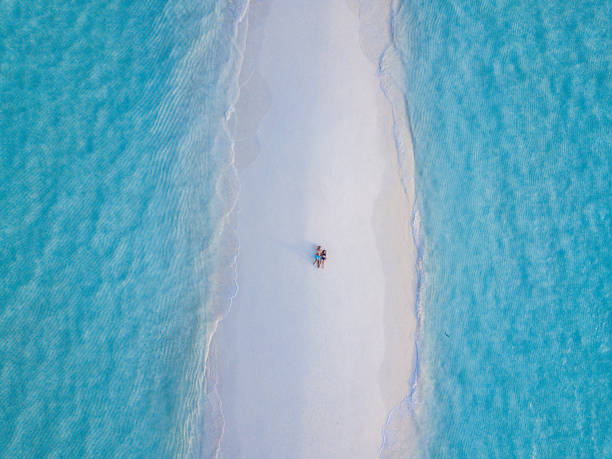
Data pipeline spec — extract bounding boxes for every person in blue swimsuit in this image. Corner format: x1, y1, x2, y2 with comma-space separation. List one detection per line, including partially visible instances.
313, 245, 322, 268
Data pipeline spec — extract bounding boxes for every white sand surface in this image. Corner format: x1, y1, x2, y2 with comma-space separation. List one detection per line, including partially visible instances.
215, 0, 417, 457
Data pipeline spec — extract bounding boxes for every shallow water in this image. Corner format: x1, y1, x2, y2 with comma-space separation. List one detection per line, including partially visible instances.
0, 1, 245, 456
383, 0, 611, 456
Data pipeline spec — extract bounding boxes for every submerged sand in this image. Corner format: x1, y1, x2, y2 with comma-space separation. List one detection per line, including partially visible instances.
215, 0, 417, 457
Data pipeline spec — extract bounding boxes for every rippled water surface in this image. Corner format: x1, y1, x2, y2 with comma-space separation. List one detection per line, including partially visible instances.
0, 1, 245, 456
383, 0, 611, 456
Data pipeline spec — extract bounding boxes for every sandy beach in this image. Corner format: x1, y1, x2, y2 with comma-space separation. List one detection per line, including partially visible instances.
215, 0, 417, 456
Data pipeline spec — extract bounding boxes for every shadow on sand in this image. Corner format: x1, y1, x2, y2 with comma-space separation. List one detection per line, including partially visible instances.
271, 238, 321, 264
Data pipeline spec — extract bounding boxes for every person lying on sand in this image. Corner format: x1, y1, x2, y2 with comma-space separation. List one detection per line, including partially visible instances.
313, 245, 322, 268
320, 249, 327, 268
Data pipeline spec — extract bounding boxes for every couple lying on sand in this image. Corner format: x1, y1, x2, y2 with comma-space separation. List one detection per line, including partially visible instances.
313, 245, 327, 268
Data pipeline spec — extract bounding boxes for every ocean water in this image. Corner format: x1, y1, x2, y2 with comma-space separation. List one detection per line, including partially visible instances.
382, 0, 611, 457
0, 1, 246, 457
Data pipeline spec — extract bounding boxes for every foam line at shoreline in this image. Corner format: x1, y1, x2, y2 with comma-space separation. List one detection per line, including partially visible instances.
352, 0, 425, 454
197, 1, 252, 456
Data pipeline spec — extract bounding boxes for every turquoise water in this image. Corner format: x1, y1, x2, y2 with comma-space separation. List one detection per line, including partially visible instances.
2, 1, 609, 457
383, 0, 611, 457
0, 1, 245, 456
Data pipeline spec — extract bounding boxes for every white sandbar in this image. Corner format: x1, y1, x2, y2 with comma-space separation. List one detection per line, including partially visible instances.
216, 0, 417, 457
